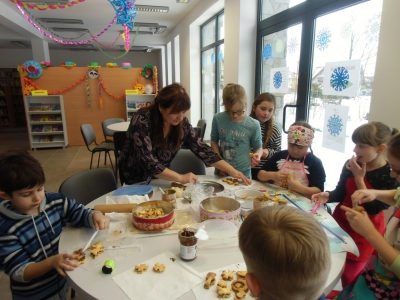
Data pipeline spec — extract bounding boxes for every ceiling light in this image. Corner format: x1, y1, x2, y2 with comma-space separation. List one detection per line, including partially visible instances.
11, 41, 29, 48
134, 22, 159, 28
37, 18, 83, 25
176, 0, 191, 3
51, 27, 88, 32
121, 30, 154, 35
135, 5, 169, 13
154, 26, 167, 34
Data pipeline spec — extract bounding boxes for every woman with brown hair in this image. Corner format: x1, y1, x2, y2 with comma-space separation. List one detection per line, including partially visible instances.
119, 83, 251, 185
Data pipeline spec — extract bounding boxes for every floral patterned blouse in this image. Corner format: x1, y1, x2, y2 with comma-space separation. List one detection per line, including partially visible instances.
119, 110, 222, 184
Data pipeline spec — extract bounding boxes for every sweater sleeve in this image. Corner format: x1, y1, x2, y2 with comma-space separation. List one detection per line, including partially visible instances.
305, 154, 326, 192
328, 161, 350, 203
266, 124, 282, 159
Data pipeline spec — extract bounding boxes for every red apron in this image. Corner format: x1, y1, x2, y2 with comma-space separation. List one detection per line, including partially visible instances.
332, 177, 385, 262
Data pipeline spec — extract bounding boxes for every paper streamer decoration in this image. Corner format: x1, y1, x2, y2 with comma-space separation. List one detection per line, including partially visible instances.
10, 0, 85, 10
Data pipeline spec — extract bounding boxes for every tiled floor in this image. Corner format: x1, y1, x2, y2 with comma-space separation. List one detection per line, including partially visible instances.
0, 128, 115, 300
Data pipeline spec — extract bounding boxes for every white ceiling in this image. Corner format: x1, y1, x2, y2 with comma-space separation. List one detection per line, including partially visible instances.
0, 0, 201, 51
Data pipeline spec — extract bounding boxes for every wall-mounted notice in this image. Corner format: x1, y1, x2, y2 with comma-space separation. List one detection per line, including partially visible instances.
323, 60, 361, 97
322, 104, 349, 153
269, 67, 289, 94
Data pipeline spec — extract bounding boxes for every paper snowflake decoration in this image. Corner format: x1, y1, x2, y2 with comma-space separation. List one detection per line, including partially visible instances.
330, 66, 349, 91
263, 44, 272, 60
365, 13, 381, 43
316, 27, 331, 51
273, 71, 283, 89
287, 37, 298, 54
327, 114, 343, 137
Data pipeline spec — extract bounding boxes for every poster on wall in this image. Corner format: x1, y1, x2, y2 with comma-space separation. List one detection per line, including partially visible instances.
269, 67, 289, 94
322, 104, 349, 153
323, 59, 361, 97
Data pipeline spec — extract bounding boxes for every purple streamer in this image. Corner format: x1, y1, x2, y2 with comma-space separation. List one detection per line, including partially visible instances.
16, 4, 116, 45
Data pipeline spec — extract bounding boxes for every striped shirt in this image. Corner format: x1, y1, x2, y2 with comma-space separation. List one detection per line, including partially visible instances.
253, 123, 282, 171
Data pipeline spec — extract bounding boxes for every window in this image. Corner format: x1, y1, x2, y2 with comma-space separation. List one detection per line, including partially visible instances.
201, 11, 224, 141
256, 0, 383, 190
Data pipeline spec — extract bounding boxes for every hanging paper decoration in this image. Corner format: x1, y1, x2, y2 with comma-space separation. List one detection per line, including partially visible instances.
23, 60, 42, 78
85, 75, 91, 107
108, 0, 138, 51
152, 66, 158, 94
16, 4, 116, 45
23, 74, 87, 95
10, 0, 85, 10
142, 64, 154, 79
98, 75, 103, 108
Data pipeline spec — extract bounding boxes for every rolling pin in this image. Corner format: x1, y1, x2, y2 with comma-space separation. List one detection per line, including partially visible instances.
94, 204, 137, 214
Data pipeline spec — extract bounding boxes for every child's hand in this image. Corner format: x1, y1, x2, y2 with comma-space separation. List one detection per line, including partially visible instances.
274, 172, 289, 183
51, 253, 79, 277
93, 212, 110, 231
251, 154, 261, 168
346, 156, 366, 179
261, 149, 269, 159
311, 192, 329, 204
351, 189, 377, 206
340, 205, 374, 238
286, 175, 301, 190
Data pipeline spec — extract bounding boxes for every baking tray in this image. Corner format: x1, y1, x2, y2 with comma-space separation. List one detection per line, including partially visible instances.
198, 181, 225, 193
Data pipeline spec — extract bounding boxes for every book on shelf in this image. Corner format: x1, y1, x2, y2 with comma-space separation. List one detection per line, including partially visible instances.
127, 101, 137, 109
47, 115, 55, 121
41, 103, 52, 111
29, 103, 42, 111
43, 125, 52, 132
32, 125, 43, 132
40, 115, 48, 122
52, 104, 61, 111
31, 115, 40, 122
52, 125, 62, 132
38, 136, 54, 142
55, 115, 62, 121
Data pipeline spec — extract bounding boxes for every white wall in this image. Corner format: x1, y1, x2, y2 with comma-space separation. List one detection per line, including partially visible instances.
369, 0, 400, 130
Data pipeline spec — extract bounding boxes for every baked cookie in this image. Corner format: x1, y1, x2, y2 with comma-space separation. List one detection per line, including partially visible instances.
153, 263, 166, 273
221, 270, 234, 281
218, 279, 228, 288
231, 279, 249, 293
89, 241, 104, 259
236, 271, 247, 279
353, 205, 365, 212
235, 290, 247, 300
217, 286, 232, 298
204, 272, 216, 289
134, 264, 149, 274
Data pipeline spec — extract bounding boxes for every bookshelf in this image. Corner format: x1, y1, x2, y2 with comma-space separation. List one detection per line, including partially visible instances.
126, 94, 155, 122
24, 95, 68, 150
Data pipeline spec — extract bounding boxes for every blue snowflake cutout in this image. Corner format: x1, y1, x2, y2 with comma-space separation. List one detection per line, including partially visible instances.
211, 53, 215, 64
327, 114, 343, 137
287, 37, 298, 54
316, 27, 331, 51
263, 44, 272, 60
218, 51, 224, 62
330, 66, 349, 91
273, 71, 283, 89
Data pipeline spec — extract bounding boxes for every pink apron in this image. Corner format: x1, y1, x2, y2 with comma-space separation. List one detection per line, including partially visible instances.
277, 154, 310, 188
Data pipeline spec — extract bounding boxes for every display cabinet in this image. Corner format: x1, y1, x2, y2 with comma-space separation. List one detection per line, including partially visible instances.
126, 94, 155, 121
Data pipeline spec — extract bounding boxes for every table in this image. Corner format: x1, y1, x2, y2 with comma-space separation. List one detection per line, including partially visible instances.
107, 121, 130, 132
59, 175, 345, 299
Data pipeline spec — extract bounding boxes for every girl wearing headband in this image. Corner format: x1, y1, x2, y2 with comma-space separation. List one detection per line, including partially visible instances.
311, 121, 399, 288
258, 121, 326, 199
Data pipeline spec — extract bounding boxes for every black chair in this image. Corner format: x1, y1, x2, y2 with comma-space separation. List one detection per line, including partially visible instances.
81, 124, 115, 172
196, 119, 207, 141
170, 149, 206, 175
113, 131, 127, 185
59, 168, 117, 206
102, 118, 125, 143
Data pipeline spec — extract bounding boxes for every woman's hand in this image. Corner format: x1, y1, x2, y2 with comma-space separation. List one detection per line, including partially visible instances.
180, 173, 199, 184
340, 205, 374, 238
311, 192, 329, 204
229, 169, 252, 185
93, 212, 110, 231
351, 189, 377, 206
51, 253, 80, 277
346, 156, 366, 179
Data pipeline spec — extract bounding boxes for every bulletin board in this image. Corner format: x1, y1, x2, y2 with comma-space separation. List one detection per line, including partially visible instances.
20, 67, 154, 146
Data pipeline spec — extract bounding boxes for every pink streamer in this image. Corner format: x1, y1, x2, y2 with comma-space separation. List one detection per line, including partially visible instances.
16, 4, 116, 45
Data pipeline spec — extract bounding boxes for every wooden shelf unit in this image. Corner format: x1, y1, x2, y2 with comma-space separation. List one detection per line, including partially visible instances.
126, 94, 156, 121
24, 95, 68, 150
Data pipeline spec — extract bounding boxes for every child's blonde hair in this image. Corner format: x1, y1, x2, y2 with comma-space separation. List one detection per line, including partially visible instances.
352, 121, 398, 147
222, 83, 247, 112
239, 206, 331, 300
388, 132, 400, 160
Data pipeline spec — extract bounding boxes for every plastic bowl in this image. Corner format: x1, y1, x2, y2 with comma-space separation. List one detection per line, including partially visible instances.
200, 197, 241, 222
197, 219, 238, 240
234, 189, 264, 209
132, 200, 174, 231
